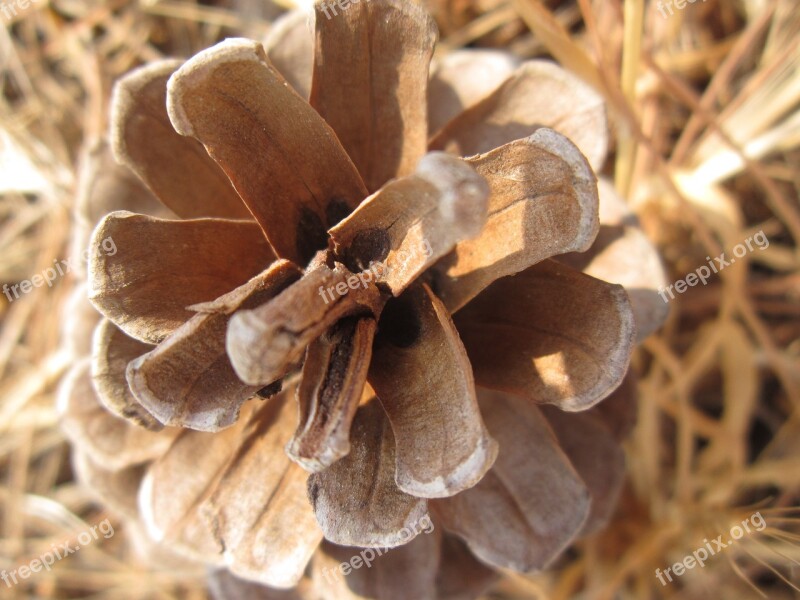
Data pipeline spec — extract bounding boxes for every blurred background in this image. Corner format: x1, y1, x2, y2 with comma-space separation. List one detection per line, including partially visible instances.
1, 0, 799, 598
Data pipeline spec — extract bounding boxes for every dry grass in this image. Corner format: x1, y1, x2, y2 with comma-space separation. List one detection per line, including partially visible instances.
1, 0, 798, 598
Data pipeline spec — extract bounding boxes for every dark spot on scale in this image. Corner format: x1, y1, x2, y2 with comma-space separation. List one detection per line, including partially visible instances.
325, 197, 352, 227
317, 317, 359, 421
343, 228, 391, 273
377, 295, 422, 348
308, 480, 321, 506
256, 380, 282, 399
296, 207, 328, 265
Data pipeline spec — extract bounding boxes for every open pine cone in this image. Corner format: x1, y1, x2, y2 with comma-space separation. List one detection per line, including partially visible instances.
59, 2, 668, 598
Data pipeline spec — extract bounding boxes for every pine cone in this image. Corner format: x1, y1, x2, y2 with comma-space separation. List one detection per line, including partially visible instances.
59, 3, 668, 598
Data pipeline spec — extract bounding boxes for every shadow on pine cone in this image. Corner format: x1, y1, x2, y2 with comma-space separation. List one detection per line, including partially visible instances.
59, 2, 668, 598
